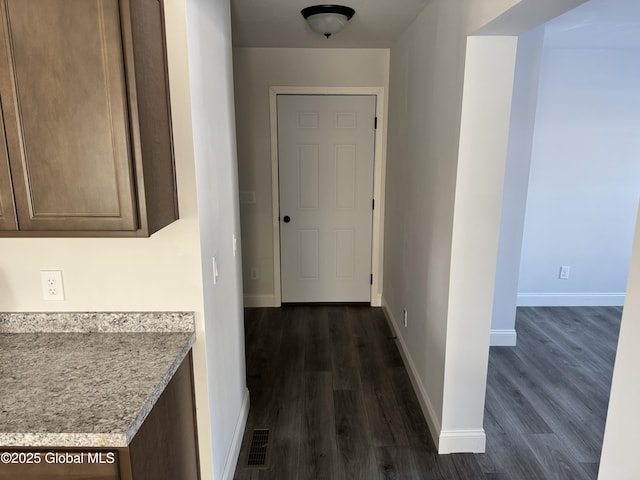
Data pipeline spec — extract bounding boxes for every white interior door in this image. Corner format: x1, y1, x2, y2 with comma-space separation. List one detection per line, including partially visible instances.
278, 94, 376, 303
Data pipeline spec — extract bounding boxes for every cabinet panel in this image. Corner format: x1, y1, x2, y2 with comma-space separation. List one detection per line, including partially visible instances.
0, 0, 137, 231
126, 0, 178, 234
129, 352, 199, 480
0, 100, 17, 230
0, 450, 119, 480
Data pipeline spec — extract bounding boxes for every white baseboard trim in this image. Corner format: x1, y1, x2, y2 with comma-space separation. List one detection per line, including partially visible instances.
222, 388, 250, 480
243, 294, 279, 308
381, 297, 442, 449
490, 329, 517, 346
438, 429, 486, 454
517, 292, 625, 307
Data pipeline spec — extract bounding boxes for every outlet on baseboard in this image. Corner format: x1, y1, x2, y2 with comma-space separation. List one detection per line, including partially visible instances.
40, 270, 65, 301
403, 308, 408, 328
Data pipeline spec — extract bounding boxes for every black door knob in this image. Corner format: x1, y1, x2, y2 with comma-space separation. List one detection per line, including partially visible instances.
283, 215, 291, 223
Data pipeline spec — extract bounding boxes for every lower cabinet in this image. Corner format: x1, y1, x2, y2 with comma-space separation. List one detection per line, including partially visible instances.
0, 452, 119, 480
126, 352, 200, 480
0, 353, 199, 480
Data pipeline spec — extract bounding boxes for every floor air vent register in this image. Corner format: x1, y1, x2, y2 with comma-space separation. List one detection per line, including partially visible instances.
244, 428, 271, 469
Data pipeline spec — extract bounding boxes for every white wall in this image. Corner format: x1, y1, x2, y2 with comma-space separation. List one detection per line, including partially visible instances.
383, 0, 522, 451
383, 0, 591, 453
384, 0, 464, 441
444, 35, 519, 452
517, 47, 640, 306
185, 0, 248, 478
490, 28, 544, 346
599, 203, 640, 479
232, 48, 390, 306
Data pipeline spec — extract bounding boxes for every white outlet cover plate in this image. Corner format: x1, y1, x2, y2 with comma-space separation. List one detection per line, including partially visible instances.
40, 270, 65, 301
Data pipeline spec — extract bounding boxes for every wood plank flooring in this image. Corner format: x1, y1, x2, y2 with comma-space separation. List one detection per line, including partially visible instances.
234, 305, 621, 480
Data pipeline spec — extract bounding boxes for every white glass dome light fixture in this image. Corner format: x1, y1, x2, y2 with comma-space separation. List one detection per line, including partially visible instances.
301, 5, 356, 38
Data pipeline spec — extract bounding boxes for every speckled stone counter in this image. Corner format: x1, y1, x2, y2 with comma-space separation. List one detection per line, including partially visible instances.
0, 312, 195, 448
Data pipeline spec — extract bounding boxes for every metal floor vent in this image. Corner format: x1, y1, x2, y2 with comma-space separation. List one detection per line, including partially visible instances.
245, 428, 271, 469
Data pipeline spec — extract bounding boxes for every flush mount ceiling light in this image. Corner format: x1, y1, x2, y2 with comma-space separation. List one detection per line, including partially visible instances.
301, 5, 355, 38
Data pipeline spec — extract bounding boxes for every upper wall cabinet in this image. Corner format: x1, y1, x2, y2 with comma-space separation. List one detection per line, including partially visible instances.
0, 0, 177, 237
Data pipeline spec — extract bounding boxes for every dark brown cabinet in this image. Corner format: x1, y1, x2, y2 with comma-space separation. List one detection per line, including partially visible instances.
0, 0, 177, 237
0, 107, 15, 231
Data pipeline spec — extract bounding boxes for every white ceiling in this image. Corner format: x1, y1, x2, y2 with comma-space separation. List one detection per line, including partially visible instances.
230, 0, 431, 48
544, 0, 640, 49
231, 0, 640, 50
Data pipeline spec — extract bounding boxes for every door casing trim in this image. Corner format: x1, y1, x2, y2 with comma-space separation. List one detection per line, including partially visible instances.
269, 86, 387, 306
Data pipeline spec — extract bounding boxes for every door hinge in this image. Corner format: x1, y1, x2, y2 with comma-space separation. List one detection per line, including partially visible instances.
374, 117, 378, 130
372, 198, 375, 210
370, 274, 373, 285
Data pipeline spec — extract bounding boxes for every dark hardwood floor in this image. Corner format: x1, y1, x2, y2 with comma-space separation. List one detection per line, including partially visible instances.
234, 305, 621, 480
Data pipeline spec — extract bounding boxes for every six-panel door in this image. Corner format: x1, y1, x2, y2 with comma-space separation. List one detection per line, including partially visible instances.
278, 94, 376, 303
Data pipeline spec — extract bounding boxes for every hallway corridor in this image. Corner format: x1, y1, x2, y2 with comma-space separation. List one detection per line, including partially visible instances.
234, 305, 620, 479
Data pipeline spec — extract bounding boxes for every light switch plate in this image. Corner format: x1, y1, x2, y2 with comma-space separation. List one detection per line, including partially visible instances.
212, 257, 219, 285
239, 191, 256, 204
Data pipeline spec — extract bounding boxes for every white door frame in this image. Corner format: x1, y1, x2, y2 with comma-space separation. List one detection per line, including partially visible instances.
269, 86, 387, 306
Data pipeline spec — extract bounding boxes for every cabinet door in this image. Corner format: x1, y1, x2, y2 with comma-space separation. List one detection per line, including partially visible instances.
129, 352, 199, 480
0, 100, 17, 230
0, 451, 119, 480
0, 0, 138, 231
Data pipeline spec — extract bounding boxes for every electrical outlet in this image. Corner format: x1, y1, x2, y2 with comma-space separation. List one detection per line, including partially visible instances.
40, 270, 65, 301
559, 265, 570, 280
250, 268, 259, 280
232, 234, 238, 257
403, 309, 408, 328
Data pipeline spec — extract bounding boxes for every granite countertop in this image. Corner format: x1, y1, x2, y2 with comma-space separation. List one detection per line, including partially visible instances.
0, 312, 195, 448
